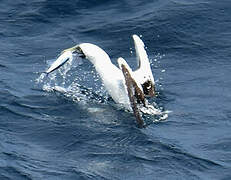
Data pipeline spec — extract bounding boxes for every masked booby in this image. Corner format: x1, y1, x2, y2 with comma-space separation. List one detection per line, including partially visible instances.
45, 35, 156, 127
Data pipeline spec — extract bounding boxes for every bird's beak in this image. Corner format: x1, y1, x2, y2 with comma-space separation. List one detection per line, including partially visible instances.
45, 45, 86, 74
62, 45, 86, 58
61, 45, 78, 54
46, 50, 72, 74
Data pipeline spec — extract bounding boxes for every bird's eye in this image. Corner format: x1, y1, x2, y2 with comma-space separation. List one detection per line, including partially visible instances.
76, 46, 83, 54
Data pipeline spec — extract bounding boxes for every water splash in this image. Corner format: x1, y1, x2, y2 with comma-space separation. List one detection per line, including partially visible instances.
36, 50, 169, 125
36, 55, 108, 105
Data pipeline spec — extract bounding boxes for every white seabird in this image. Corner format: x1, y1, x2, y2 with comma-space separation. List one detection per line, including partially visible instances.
46, 35, 157, 127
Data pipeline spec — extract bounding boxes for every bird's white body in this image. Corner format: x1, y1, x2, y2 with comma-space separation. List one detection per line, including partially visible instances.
46, 35, 155, 110
76, 43, 131, 108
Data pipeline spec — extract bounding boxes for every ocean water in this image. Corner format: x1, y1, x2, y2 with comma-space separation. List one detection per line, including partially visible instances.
0, 0, 231, 179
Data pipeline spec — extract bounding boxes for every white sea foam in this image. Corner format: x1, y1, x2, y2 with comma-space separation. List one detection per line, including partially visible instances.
36, 44, 169, 124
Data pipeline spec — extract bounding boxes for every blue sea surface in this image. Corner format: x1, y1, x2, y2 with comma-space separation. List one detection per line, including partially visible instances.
0, 0, 231, 179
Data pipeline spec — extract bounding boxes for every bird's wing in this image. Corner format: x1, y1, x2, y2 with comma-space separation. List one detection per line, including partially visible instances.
132, 35, 155, 97
118, 57, 146, 128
